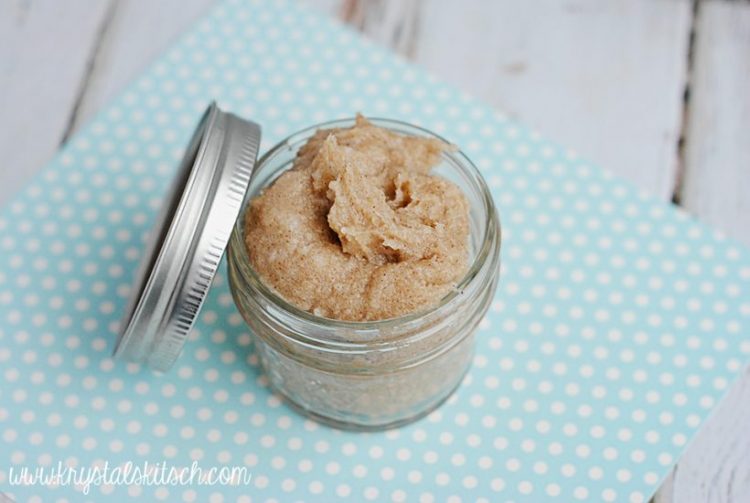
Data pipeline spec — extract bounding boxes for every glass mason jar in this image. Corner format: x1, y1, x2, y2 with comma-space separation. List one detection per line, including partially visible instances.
227, 118, 501, 430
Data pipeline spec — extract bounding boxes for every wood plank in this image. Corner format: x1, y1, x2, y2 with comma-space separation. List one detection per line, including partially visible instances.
669, 368, 750, 503
69, 0, 217, 132
307, 0, 693, 200
652, 469, 675, 503
665, 2, 750, 502
0, 0, 114, 204
338, 0, 421, 57
414, 0, 692, 200
680, 0, 750, 249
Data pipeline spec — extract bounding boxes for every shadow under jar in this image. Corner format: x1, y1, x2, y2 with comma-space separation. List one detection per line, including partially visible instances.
227, 118, 501, 430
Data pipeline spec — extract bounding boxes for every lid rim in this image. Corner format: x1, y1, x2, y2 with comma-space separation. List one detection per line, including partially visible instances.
114, 102, 261, 371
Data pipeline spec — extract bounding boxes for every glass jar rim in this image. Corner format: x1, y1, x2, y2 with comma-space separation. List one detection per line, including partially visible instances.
229, 116, 501, 331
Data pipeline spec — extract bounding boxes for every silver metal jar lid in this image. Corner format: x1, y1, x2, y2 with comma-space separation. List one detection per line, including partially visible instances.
113, 102, 261, 371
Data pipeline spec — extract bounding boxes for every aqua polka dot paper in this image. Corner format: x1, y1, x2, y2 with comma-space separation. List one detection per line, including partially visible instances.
1, 0, 750, 501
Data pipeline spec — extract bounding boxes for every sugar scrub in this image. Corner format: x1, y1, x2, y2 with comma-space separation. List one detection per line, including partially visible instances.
243, 116, 470, 321
227, 116, 501, 429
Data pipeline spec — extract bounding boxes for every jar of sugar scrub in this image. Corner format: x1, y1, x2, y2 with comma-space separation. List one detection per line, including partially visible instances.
114, 103, 502, 430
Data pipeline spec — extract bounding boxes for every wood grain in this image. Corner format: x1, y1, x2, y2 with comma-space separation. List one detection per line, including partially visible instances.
680, 0, 750, 249
424, 0, 692, 200
670, 368, 750, 503
0, 0, 215, 206
0, 0, 113, 203
69, 0, 216, 132
340, 0, 421, 58
664, 2, 750, 499
316, 0, 693, 200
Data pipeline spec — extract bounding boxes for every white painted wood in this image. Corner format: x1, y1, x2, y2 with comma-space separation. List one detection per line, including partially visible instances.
336, 0, 421, 57
662, 2, 750, 502
0, 0, 216, 207
681, 0, 750, 249
308, 0, 694, 200
0, 0, 113, 204
652, 468, 675, 503
413, 0, 692, 201
669, 367, 750, 503
71, 0, 217, 132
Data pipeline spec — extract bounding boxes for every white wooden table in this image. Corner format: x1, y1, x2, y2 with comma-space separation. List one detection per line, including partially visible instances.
1, 0, 749, 501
